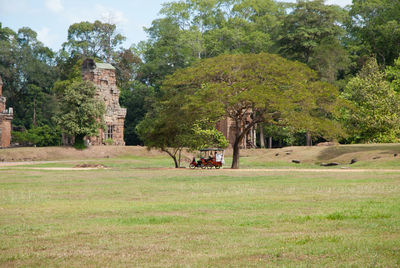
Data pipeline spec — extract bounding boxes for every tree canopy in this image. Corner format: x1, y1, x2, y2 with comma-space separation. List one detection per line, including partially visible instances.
55, 80, 105, 146
341, 58, 400, 143
137, 109, 228, 168
348, 0, 400, 66
62, 20, 126, 62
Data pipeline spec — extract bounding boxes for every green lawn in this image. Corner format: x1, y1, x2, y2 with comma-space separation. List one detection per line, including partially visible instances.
1, 156, 400, 267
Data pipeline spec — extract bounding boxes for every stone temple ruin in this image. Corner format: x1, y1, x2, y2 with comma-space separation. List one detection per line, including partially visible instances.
216, 115, 257, 149
0, 75, 13, 148
81, 59, 127, 146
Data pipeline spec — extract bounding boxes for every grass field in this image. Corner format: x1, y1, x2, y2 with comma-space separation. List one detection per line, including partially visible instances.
1, 146, 400, 267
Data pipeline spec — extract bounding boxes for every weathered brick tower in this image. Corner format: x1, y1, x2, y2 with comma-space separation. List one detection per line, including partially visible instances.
81, 59, 127, 146
0, 75, 13, 147
216, 115, 257, 149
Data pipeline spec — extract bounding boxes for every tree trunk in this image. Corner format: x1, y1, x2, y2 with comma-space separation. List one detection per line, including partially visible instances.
259, 125, 265, 148
173, 156, 179, 168
74, 134, 86, 149
33, 98, 37, 127
268, 136, 272, 149
178, 149, 182, 168
306, 132, 312, 146
231, 138, 240, 169
163, 149, 179, 168
231, 120, 257, 169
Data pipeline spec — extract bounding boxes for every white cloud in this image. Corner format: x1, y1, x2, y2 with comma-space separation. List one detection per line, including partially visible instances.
37, 26, 57, 47
326, 0, 352, 7
0, 0, 31, 15
45, 0, 64, 13
279, 0, 351, 7
95, 4, 128, 26
64, 4, 128, 27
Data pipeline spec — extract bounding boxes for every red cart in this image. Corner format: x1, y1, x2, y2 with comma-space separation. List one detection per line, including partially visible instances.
189, 148, 225, 169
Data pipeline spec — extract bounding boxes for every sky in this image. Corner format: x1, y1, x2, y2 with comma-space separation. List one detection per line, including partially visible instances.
0, 0, 352, 52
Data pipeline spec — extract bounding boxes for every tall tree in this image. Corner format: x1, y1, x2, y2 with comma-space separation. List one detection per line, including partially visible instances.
341, 58, 400, 143
348, 0, 400, 66
114, 49, 142, 89
278, 0, 347, 70
62, 20, 126, 62
0, 24, 59, 129
137, 17, 197, 88
120, 81, 155, 145
138, 0, 284, 87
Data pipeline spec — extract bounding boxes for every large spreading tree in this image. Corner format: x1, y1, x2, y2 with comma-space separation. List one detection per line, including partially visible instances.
159, 53, 342, 168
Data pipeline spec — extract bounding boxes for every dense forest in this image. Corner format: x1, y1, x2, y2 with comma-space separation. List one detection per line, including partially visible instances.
1, 0, 400, 148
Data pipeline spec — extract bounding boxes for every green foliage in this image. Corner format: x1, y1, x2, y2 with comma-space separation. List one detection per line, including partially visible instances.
261, 125, 312, 147
348, 0, 400, 66
73, 134, 86, 150
188, 120, 229, 150
137, 111, 227, 168
279, 0, 347, 64
114, 49, 142, 88
104, 138, 114, 146
119, 82, 155, 145
309, 38, 351, 83
0, 24, 59, 129
55, 80, 105, 142
341, 58, 400, 143
138, 0, 284, 88
137, 17, 198, 88
62, 20, 126, 62
11, 125, 61, 146
385, 56, 400, 93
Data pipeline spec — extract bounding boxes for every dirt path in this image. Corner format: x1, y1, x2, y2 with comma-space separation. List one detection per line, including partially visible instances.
0, 161, 108, 170
1, 161, 400, 172
0, 161, 65, 166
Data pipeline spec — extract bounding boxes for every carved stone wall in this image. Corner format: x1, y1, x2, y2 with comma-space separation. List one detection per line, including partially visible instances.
0, 75, 13, 147
82, 59, 127, 146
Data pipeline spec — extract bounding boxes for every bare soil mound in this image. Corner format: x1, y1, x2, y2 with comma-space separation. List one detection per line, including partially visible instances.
74, 163, 107, 168
0, 146, 164, 162
227, 143, 400, 165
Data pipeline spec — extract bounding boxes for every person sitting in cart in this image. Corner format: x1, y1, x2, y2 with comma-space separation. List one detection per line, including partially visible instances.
216, 152, 224, 163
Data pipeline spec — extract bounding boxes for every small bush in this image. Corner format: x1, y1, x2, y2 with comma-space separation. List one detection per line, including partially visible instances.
74, 134, 86, 150
12, 125, 61, 146
104, 138, 114, 145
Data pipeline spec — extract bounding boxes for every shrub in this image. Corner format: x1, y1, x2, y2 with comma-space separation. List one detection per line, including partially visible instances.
104, 138, 114, 145
12, 125, 61, 147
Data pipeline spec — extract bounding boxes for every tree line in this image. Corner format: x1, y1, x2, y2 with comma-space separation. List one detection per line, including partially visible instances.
1, 0, 400, 161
